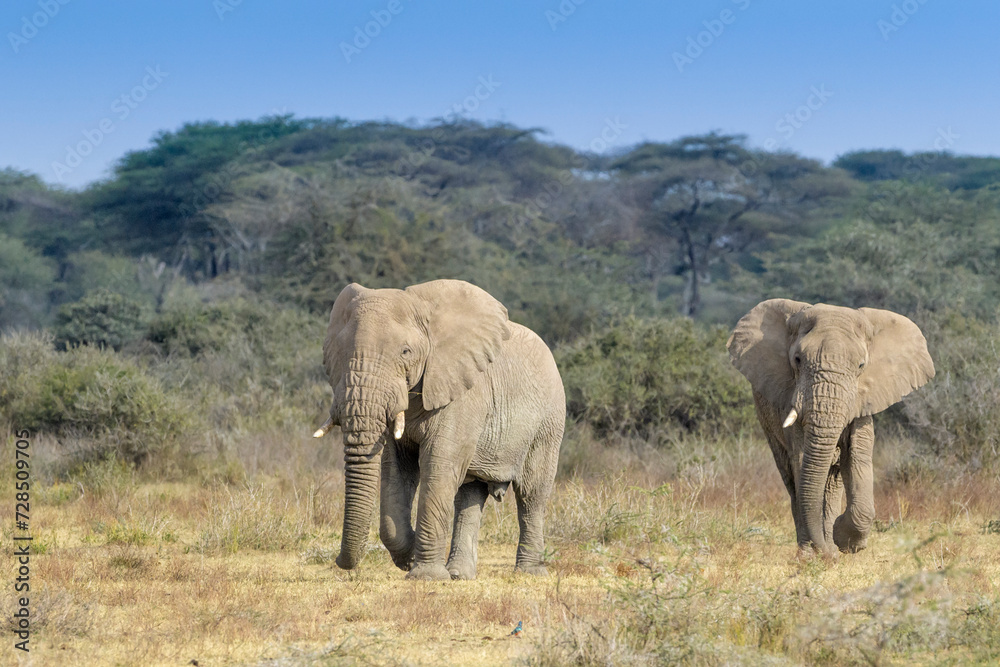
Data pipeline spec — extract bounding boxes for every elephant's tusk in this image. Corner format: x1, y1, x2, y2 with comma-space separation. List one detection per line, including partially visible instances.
393, 411, 405, 440
312, 417, 334, 439
782, 408, 798, 428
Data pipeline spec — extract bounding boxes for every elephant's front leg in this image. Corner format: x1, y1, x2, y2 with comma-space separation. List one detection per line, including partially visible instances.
753, 395, 807, 547
446, 480, 489, 580
833, 416, 875, 552
380, 442, 418, 571
406, 439, 472, 581
766, 432, 807, 548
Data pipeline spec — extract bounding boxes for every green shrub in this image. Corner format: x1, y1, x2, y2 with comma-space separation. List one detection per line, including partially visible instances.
555, 317, 755, 437
53, 290, 148, 351
900, 311, 1000, 468
146, 295, 325, 392
147, 297, 270, 356
144, 296, 327, 435
196, 483, 311, 554
147, 297, 323, 364
0, 330, 56, 401
56, 251, 161, 307
0, 233, 58, 330
0, 331, 190, 462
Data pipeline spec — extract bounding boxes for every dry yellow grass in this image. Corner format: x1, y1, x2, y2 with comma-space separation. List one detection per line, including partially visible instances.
2, 437, 999, 666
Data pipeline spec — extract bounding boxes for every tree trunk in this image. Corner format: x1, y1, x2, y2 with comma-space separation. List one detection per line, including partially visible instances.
681, 226, 700, 318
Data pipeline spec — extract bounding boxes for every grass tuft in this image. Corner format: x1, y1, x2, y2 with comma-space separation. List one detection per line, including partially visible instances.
196, 482, 314, 554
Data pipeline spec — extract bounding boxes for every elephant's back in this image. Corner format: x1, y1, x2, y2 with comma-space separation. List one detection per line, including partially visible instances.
502, 322, 565, 406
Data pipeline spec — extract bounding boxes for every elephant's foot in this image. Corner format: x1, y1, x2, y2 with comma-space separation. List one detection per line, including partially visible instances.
388, 550, 414, 572
795, 544, 839, 562
833, 515, 870, 553
515, 563, 549, 576
405, 563, 452, 581
446, 558, 477, 581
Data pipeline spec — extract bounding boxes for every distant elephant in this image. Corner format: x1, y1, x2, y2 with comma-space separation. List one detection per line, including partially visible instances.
313, 279, 565, 580
727, 300, 934, 557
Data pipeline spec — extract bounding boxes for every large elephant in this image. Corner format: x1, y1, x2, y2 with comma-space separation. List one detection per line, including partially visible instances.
727, 300, 934, 557
313, 279, 565, 580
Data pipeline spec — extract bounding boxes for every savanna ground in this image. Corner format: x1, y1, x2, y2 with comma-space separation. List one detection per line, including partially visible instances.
5, 120, 1000, 665
4, 428, 999, 667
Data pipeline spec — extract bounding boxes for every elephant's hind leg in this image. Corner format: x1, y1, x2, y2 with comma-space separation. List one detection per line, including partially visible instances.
447, 480, 489, 580
512, 487, 548, 575
512, 424, 561, 576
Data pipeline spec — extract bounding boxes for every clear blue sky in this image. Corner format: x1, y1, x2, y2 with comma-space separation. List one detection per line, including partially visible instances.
2, 0, 998, 188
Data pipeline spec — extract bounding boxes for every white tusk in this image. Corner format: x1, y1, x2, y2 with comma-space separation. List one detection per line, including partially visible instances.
393, 411, 405, 440
312, 417, 334, 439
782, 408, 798, 428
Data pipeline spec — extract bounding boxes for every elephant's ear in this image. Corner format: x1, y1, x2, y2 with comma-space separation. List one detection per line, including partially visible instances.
856, 308, 934, 416
405, 280, 511, 411
727, 299, 811, 408
322, 283, 372, 422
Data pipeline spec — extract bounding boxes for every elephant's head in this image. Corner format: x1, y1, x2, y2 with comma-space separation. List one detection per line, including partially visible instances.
313, 279, 510, 569
727, 299, 934, 554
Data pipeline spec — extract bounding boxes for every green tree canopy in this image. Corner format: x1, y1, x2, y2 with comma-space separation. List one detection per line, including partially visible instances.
613, 133, 854, 317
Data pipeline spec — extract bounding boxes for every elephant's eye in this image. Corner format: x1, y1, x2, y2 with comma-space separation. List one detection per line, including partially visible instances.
858, 361, 866, 369
401, 346, 412, 358
793, 354, 801, 366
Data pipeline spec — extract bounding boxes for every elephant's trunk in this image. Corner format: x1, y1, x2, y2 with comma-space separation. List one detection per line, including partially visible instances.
335, 359, 409, 570
336, 431, 387, 570
799, 377, 850, 555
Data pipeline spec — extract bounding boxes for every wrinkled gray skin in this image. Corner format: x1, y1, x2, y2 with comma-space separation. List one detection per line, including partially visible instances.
317, 279, 565, 580
728, 300, 934, 557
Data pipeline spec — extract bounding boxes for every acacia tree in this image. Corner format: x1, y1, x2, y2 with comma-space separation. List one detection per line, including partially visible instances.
85, 116, 309, 277
613, 133, 853, 317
